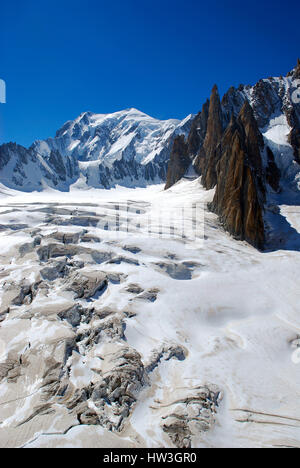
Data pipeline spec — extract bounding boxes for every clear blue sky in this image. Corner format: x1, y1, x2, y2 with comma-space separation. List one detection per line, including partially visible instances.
1, 0, 299, 147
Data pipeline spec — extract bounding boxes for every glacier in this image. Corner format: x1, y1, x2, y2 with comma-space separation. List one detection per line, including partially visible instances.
0, 64, 300, 449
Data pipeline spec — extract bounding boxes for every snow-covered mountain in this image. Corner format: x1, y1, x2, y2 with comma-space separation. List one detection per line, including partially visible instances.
1, 63, 300, 449
0, 108, 192, 191
220, 64, 300, 190
166, 60, 300, 250
1, 61, 300, 252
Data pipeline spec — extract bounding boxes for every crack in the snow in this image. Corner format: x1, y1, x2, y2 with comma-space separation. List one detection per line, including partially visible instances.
231, 408, 300, 424
20, 423, 80, 448
0, 388, 41, 408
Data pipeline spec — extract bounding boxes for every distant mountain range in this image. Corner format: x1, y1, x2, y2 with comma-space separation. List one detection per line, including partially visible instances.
1, 59, 300, 250
0, 109, 192, 191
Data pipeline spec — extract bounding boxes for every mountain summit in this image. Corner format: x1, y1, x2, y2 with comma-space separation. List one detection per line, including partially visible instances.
1, 61, 300, 251
0, 108, 192, 191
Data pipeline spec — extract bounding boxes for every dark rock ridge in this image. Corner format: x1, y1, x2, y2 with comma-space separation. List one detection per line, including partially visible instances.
165, 101, 209, 189
194, 85, 224, 189
210, 102, 266, 249
165, 136, 189, 190
165, 60, 300, 250
0, 142, 79, 192
288, 58, 300, 80
186, 99, 210, 157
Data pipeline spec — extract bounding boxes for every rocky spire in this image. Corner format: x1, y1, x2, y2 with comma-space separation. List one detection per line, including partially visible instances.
199, 85, 224, 189
288, 121, 300, 164
285, 62, 300, 162
164, 100, 209, 190
287, 58, 300, 79
238, 99, 264, 170
203, 85, 223, 152
186, 99, 209, 157
265, 146, 281, 193
210, 101, 266, 250
165, 135, 189, 190
294, 58, 300, 79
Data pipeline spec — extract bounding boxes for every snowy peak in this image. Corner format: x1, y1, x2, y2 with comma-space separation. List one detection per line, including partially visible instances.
34, 107, 192, 168
50, 107, 185, 165
0, 109, 193, 191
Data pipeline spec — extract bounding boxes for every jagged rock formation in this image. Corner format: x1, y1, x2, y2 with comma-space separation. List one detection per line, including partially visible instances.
186, 100, 210, 157
1, 62, 300, 251
165, 136, 189, 190
210, 102, 266, 249
288, 57, 300, 80
165, 60, 300, 250
161, 385, 222, 448
284, 63, 300, 164
165, 101, 209, 189
195, 85, 224, 189
265, 146, 281, 193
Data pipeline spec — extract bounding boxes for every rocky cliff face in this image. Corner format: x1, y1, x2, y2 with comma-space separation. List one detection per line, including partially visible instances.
165, 135, 189, 190
288, 58, 300, 80
285, 63, 300, 163
195, 85, 224, 189
165, 100, 209, 189
210, 102, 266, 249
186, 99, 209, 157
0, 142, 79, 192
165, 60, 300, 250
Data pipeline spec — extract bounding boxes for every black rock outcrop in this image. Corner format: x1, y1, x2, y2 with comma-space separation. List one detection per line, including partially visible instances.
210, 102, 266, 249
164, 60, 300, 250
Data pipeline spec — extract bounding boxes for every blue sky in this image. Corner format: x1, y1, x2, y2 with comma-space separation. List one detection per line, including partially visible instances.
1, 0, 299, 147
